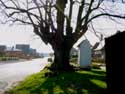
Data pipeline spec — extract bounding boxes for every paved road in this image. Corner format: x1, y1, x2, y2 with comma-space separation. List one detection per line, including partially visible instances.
0, 58, 49, 93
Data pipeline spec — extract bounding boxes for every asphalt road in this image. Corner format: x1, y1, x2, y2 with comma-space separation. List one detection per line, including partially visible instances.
0, 58, 49, 92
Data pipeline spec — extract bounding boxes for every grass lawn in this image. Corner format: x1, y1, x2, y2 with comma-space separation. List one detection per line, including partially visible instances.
7, 68, 107, 94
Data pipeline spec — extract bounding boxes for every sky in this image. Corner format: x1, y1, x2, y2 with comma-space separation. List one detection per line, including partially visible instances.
0, 19, 124, 53
0, 0, 125, 53
0, 24, 53, 53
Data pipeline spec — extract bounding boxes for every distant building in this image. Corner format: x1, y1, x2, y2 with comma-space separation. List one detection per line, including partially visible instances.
70, 47, 78, 56
0, 45, 6, 55
92, 46, 105, 60
0, 44, 40, 59
92, 42, 105, 61
0, 45, 6, 52
6, 50, 22, 58
5, 48, 31, 59
29, 48, 40, 58
29, 48, 36, 55
16, 44, 30, 55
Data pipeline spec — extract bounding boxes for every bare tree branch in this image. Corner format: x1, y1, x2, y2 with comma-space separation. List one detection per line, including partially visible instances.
0, 0, 125, 49
88, 13, 125, 23
75, 0, 85, 33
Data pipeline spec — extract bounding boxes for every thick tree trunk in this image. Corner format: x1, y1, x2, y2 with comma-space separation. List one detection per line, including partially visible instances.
50, 43, 73, 72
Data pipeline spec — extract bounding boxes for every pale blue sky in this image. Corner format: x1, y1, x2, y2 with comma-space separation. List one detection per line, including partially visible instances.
0, 18, 124, 53
0, 1, 125, 53
0, 24, 53, 53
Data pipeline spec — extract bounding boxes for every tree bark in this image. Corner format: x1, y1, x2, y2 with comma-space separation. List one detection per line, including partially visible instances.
50, 41, 74, 72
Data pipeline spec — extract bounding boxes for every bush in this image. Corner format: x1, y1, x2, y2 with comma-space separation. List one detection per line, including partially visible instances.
0, 57, 19, 61
71, 54, 78, 58
92, 58, 105, 63
92, 63, 101, 69
1, 57, 7, 61
70, 57, 77, 62
48, 58, 53, 62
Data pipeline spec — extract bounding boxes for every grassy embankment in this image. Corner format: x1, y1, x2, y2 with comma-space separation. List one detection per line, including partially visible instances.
7, 67, 107, 94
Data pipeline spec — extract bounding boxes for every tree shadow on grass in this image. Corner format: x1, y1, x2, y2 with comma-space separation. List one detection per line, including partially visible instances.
91, 69, 106, 75
29, 70, 107, 94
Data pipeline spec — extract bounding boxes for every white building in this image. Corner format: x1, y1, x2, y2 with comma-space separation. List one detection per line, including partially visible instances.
78, 39, 92, 69
92, 41, 105, 62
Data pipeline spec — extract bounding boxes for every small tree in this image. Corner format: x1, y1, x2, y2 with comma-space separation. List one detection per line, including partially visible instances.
0, 0, 125, 71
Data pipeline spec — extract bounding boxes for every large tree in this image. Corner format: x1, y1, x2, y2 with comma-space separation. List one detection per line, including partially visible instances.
0, 0, 125, 71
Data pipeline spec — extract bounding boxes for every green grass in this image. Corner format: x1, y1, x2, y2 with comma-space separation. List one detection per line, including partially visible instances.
7, 69, 107, 94
0, 56, 19, 61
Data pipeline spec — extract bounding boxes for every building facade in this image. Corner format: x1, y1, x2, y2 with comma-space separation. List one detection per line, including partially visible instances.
16, 44, 30, 55
78, 39, 92, 69
0, 45, 6, 56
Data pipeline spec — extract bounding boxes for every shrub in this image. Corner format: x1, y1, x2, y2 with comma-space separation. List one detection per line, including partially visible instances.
92, 58, 105, 63
1, 57, 7, 61
48, 58, 53, 62
92, 63, 101, 69
71, 54, 78, 58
